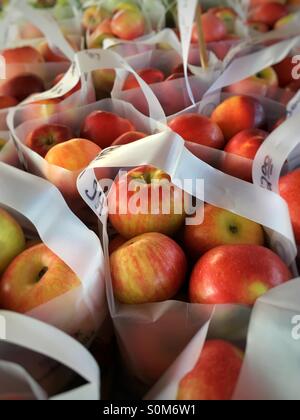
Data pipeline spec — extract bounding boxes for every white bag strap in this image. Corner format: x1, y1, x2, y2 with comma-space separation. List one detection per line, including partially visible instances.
0, 310, 100, 400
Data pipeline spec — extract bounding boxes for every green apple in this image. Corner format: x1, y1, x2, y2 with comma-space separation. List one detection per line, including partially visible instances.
0, 209, 26, 274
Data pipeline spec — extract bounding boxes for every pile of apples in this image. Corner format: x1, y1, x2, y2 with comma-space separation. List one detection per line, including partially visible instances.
0, 207, 79, 313
107, 164, 292, 307
83, 2, 147, 48
247, 0, 300, 33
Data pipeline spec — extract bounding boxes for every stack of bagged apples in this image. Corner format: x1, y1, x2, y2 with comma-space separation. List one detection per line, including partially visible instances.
1, 0, 300, 401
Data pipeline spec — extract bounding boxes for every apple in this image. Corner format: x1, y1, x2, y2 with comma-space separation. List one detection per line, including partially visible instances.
0, 95, 18, 109
184, 204, 265, 259
192, 12, 228, 44
226, 67, 279, 97
1, 46, 44, 80
0, 243, 80, 313
273, 56, 295, 87
110, 232, 187, 304
82, 6, 111, 31
108, 165, 186, 239
111, 131, 147, 146
279, 169, 300, 244
177, 340, 243, 401
87, 19, 114, 49
111, 9, 146, 40
0, 74, 45, 102
210, 7, 238, 33
37, 37, 78, 63
25, 123, 73, 157
249, 3, 288, 27
123, 68, 165, 90
81, 111, 135, 149
168, 114, 225, 149
222, 129, 268, 182
224, 129, 268, 159
45, 138, 101, 171
190, 244, 292, 305
0, 208, 26, 274
211, 96, 266, 141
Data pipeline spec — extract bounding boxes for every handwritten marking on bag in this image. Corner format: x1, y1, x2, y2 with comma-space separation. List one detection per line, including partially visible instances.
260, 156, 274, 191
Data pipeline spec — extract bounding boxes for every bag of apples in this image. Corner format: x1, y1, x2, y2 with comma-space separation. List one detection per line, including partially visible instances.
0, 162, 106, 343
109, 30, 222, 117
146, 276, 300, 400
0, 310, 100, 400
82, 0, 167, 48
253, 105, 300, 263
77, 124, 297, 390
6, 48, 167, 219
0, 1, 83, 167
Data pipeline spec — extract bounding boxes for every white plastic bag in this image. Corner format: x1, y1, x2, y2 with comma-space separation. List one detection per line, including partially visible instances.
0, 162, 106, 338
0, 310, 100, 400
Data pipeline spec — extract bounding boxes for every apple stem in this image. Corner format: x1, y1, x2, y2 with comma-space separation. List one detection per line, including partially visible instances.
195, 2, 209, 70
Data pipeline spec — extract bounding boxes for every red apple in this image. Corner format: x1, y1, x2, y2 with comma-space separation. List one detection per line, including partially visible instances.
108, 166, 186, 239
177, 340, 243, 401
0, 243, 81, 313
222, 129, 268, 181
225, 129, 268, 159
37, 37, 78, 63
25, 123, 73, 157
111, 9, 146, 40
249, 3, 288, 27
1, 46, 44, 80
110, 232, 187, 304
81, 111, 136, 149
190, 245, 292, 305
0, 95, 18, 109
0, 208, 26, 274
184, 204, 265, 259
273, 56, 295, 87
111, 131, 147, 146
192, 12, 228, 44
226, 67, 279, 97
45, 138, 101, 171
211, 96, 266, 141
168, 114, 225, 149
279, 169, 300, 244
123, 68, 165, 90
0, 73, 45, 102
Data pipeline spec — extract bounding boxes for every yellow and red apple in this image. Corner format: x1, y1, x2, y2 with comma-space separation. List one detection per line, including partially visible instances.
110, 232, 187, 304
